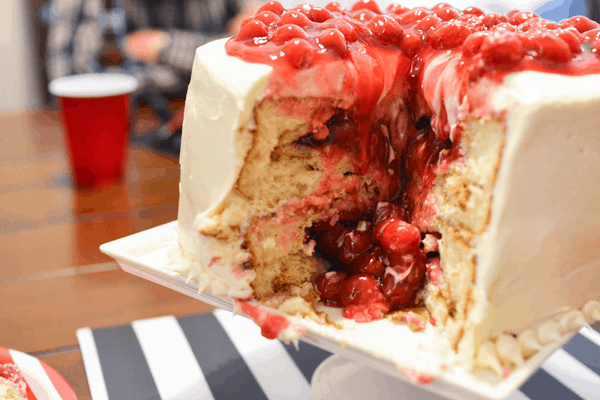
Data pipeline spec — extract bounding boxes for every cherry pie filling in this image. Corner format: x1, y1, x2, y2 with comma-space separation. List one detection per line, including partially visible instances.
226, 0, 600, 322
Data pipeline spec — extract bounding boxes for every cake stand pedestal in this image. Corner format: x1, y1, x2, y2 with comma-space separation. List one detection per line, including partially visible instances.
309, 355, 447, 400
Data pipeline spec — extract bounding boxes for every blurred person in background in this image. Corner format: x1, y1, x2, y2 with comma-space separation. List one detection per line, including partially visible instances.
43, 0, 260, 152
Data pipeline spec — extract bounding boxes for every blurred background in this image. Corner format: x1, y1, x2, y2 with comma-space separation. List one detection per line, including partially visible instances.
2, 0, 599, 113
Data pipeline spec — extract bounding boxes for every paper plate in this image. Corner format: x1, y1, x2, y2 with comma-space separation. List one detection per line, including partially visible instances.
0, 346, 77, 400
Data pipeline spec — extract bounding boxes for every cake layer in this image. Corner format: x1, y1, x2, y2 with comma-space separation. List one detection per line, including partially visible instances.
174, 2, 600, 376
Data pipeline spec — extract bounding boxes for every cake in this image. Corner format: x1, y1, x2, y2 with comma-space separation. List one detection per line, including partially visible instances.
0, 364, 27, 400
172, 0, 600, 377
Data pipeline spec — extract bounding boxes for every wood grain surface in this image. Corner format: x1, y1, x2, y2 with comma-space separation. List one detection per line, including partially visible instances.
1, 109, 214, 398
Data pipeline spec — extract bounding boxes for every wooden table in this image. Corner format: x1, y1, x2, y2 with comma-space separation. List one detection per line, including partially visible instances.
0, 109, 215, 399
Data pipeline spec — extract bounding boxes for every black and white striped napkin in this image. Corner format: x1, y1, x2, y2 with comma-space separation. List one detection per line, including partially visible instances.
77, 310, 600, 400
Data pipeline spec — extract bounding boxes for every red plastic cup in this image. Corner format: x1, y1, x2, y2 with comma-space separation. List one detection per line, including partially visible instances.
49, 73, 138, 188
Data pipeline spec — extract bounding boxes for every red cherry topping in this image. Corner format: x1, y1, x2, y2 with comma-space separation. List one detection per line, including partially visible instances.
382, 254, 426, 308
509, 11, 538, 26
272, 24, 308, 43
560, 16, 599, 33
426, 21, 473, 50
481, 13, 509, 28
554, 27, 582, 54
373, 202, 407, 226
433, 7, 460, 22
283, 38, 315, 69
415, 15, 442, 33
339, 274, 382, 306
518, 17, 559, 32
583, 28, 600, 43
339, 229, 373, 264
279, 10, 312, 28
308, 7, 334, 22
323, 19, 357, 42
352, 246, 387, 278
462, 6, 484, 17
375, 218, 421, 254
400, 30, 423, 57
480, 30, 524, 67
317, 28, 349, 56
431, 3, 453, 11
592, 39, 600, 56
395, 8, 431, 27
236, 20, 269, 43
495, 22, 518, 32
254, 11, 280, 27
352, 9, 377, 22
315, 271, 347, 306
239, 16, 254, 29
325, 2, 346, 14
387, 3, 409, 15
368, 15, 404, 45
258, 1, 284, 17
462, 30, 489, 57
350, 0, 381, 14
528, 31, 571, 63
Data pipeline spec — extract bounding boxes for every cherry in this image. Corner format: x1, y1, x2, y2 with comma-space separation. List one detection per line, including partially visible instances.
433, 7, 460, 22
395, 8, 431, 27
373, 202, 407, 226
283, 38, 315, 69
528, 31, 571, 63
308, 7, 334, 22
509, 11, 538, 26
328, 113, 358, 147
375, 218, 421, 254
257, 1, 284, 17
400, 30, 423, 57
352, 246, 387, 278
583, 28, 600, 43
480, 31, 524, 67
339, 274, 382, 306
339, 229, 373, 264
315, 271, 347, 306
554, 27, 582, 54
387, 4, 409, 15
462, 31, 489, 57
382, 254, 426, 307
325, 2, 346, 14
351, 9, 377, 22
560, 16, 599, 33
592, 39, 600, 56
462, 6, 484, 17
254, 11, 280, 27
415, 15, 442, 34
323, 19, 357, 42
368, 15, 404, 45
518, 17, 558, 32
272, 24, 308, 43
427, 21, 473, 50
430, 3, 453, 11
279, 10, 312, 28
350, 0, 381, 14
317, 223, 350, 258
495, 22, 518, 32
236, 20, 269, 43
481, 13, 509, 29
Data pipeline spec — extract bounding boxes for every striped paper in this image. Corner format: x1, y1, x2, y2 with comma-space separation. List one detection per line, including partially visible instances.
77, 310, 600, 400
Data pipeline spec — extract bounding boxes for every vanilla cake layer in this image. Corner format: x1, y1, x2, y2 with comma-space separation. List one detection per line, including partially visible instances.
173, 37, 600, 373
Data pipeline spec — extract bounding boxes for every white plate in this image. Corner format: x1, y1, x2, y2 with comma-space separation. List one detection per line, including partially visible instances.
0, 346, 77, 400
100, 221, 577, 400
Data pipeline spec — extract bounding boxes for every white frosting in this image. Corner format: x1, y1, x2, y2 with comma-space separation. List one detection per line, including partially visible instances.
177, 38, 272, 298
177, 38, 600, 374
470, 72, 600, 343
